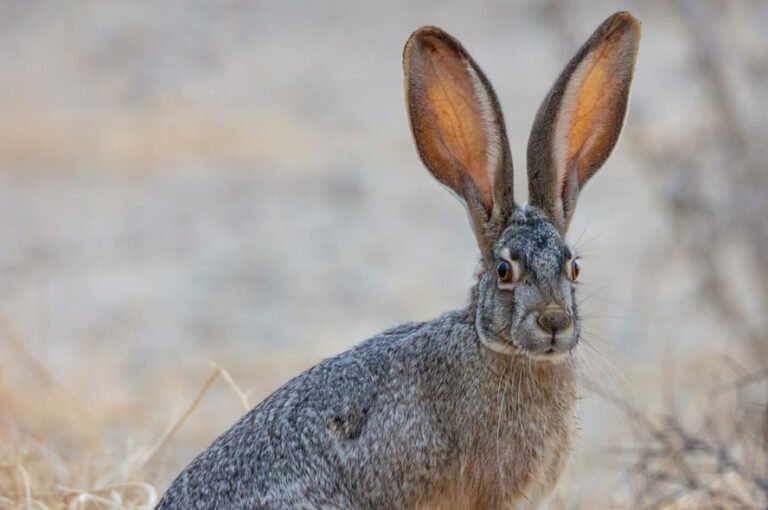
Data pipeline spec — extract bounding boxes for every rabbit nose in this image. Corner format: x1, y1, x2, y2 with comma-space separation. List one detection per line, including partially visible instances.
536, 307, 571, 334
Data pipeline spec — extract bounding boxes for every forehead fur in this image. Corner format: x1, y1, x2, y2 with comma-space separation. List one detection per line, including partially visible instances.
494, 206, 569, 280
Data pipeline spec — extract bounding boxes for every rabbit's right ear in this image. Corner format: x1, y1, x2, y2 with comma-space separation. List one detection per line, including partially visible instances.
404, 27, 514, 260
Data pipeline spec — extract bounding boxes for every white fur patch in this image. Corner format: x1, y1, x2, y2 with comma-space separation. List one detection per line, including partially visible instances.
466, 62, 502, 207
477, 326, 518, 355
551, 50, 599, 224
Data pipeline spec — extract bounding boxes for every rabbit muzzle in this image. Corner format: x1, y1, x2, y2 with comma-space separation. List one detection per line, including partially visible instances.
507, 304, 578, 362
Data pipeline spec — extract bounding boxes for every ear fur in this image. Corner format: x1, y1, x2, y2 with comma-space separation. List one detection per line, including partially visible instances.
527, 12, 640, 234
404, 26, 514, 259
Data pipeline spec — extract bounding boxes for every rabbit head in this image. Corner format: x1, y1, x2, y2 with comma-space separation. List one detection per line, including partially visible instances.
404, 12, 640, 361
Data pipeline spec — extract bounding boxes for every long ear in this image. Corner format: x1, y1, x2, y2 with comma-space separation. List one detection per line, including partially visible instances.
404, 26, 514, 259
527, 12, 640, 234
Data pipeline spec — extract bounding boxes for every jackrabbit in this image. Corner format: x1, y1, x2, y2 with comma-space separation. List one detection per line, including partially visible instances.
158, 11, 640, 510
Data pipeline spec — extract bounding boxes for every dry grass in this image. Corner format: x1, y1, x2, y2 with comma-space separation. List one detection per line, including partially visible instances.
1, 370, 192, 509
619, 367, 768, 509
0, 308, 310, 510
0, 320, 255, 510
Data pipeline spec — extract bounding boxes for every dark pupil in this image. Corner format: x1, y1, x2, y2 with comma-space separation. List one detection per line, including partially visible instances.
497, 262, 509, 278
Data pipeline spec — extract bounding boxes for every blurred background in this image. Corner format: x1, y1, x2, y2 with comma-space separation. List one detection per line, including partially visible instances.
1, 1, 767, 508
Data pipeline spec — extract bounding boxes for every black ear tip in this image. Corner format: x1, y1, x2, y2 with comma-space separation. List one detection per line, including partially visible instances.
603, 11, 642, 37
404, 27, 434, 61
406, 26, 444, 49
410, 26, 448, 39
404, 26, 460, 59
608, 11, 640, 24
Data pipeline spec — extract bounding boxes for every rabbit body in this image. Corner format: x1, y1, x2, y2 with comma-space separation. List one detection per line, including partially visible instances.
158, 11, 639, 510
158, 309, 575, 510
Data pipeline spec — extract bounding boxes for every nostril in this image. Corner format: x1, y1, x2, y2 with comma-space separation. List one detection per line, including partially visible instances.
536, 309, 571, 334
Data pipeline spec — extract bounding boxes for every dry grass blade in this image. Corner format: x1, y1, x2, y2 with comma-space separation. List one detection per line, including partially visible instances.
210, 362, 251, 412
0, 354, 254, 509
0, 465, 32, 510
123, 367, 222, 478
620, 368, 768, 509
60, 482, 157, 510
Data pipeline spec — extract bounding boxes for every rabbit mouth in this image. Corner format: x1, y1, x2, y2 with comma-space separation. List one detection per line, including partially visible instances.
512, 326, 579, 362
523, 343, 576, 363
528, 344, 575, 362
529, 350, 571, 363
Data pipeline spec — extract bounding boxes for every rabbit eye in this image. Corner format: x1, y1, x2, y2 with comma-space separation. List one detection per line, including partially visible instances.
496, 260, 520, 283
568, 258, 581, 281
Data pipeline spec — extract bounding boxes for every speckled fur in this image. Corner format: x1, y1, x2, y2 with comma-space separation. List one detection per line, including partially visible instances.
158, 303, 577, 510
158, 12, 639, 510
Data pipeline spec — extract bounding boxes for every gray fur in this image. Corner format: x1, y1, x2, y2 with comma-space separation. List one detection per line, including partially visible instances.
158, 12, 639, 510
158, 309, 575, 509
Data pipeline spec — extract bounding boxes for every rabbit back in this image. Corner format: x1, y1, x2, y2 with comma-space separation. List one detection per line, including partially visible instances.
157, 318, 450, 509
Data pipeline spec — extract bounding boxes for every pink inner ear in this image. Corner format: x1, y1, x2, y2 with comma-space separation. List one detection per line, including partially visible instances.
563, 21, 638, 189
525, 12, 639, 235
410, 34, 500, 212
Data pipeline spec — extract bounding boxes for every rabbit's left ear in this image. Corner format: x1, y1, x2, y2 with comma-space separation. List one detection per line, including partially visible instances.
527, 12, 640, 235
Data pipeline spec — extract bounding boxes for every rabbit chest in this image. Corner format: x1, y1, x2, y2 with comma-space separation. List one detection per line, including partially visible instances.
419, 360, 577, 510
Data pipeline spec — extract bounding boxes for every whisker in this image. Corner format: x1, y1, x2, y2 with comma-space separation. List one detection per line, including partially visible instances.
569, 211, 593, 251
578, 329, 629, 358
575, 349, 610, 402
571, 223, 620, 253
576, 283, 624, 308
495, 358, 509, 491
579, 339, 637, 401
579, 313, 628, 321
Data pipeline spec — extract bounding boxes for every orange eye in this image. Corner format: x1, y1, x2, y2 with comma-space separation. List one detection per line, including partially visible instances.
497, 260, 519, 283
569, 258, 581, 281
